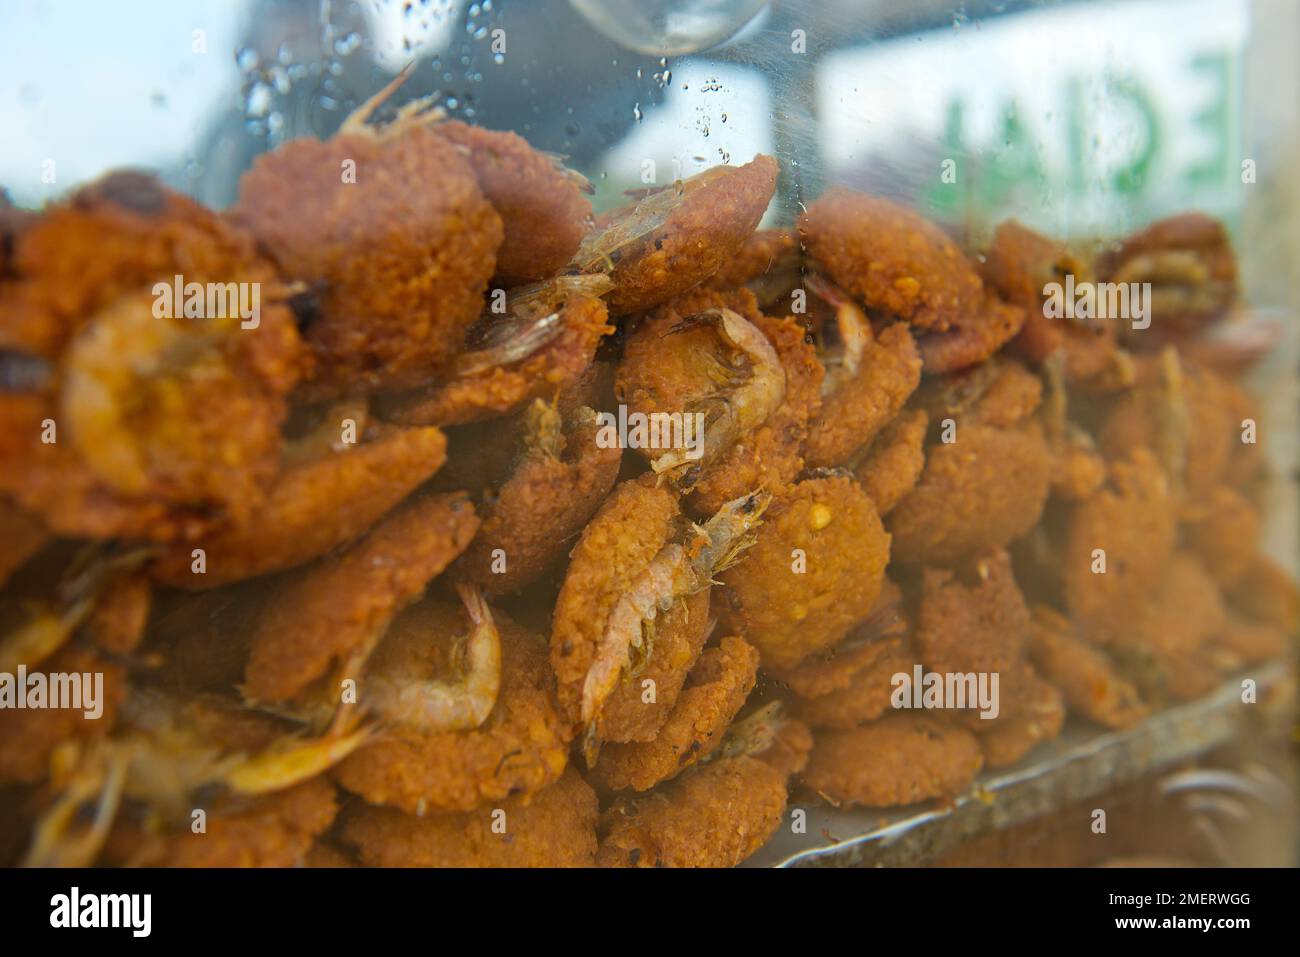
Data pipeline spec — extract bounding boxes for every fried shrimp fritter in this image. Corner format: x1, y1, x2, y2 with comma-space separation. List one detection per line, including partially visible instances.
916, 551, 1030, 681
706, 228, 801, 307
382, 281, 613, 426
332, 605, 569, 814
976, 671, 1064, 768
596, 754, 787, 867
453, 401, 621, 595
341, 766, 597, 867
794, 637, 914, 730
887, 422, 1052, 565
799, 190, 983, 332
802, 714, 982, 808
854, 409, 928, 515
915, 292, 1028, 374
1226, 555, 1300, 633
982, 219, 1118, 382
1062, 448, 1177, 645
591, 635, 759, 792
574, 155, 779, 315
1182, 486, 1260, 589
721, 477, 889, 671
432, 121, 593, 284
1027, 606, 1147, 729
244, 492, 479, 704
231, 94, 501, 396
150, 425, 447, 590
0, 174, 303, 542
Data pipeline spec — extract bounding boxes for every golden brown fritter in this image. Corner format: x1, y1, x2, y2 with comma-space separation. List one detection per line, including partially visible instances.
888, 422, 1052, 565
916, 292, 1028, 374
232, 125, 501, 396
720, 477, 889, 671
151, 425, 447, 590
1051, 436, 1108, 502
103, 775, 336, 867
591, 635, 758, 791
0, 173, 303, 542
0, 647, 126, 786
794, 637, 914, 730
341, 766, 597, 867
982, 219, 1118, 382
706, 228, 801, 307
596, 754, 787, 867
244, 491, 479, 704
1211, 614, 1288, 668
976, 670, 1064, 768
750, 715, 815, 779
916, 550, 1030, 680
550, 478, 680, 731
454, 403, 621, 595
1182, 486, 1260, 589
433, 121, 592, 284
1027, 605, 1148, 729
381, 292, 612, 426
332, 604, 570, 814
798, 190, 983, 333
1062, 448, 1177, 645
578, 155, 779, 314
854, 409, 928, 515
802, 714, 983, 808
304, 840, 356, 868
804, 322, 922, 467
1225, 555, 1299, 633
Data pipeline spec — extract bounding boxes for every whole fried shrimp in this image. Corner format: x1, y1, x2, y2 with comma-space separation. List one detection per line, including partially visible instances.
801, 278, 922, 467
982, 219, 1118, 382
432, 121, 593, 284
887, 422, 1052, 565
573, 155, 779, 314
720, 477, 889, 671
381, 276, 613, 426
151, 424, 447, 590
244, 491, 479, 705
340, 766, 597, 867
802, 714, 982, 809
596, 754, 788, 868
1062, 448, 1177, 645
854, 409, 928, 515
453, 401, 621, 594
798, 189, 983, 332
231, 75, 502, 396
0, 173, 303, 542
332, 604, 569, 815
590, 635, 759, 792
1028, 606, 1148, 730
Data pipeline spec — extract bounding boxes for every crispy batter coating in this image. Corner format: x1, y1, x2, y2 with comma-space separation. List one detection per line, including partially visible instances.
916, 551, 1030, 680
244, 492, 479, 703
591, 635, 758, 791
151, 425, 447, 590
584, 155, 779, 314
804, 322, 922, 467
232, 126, 501, 395
977, 670, 1064, 768
454, 405, 620, 595
983, 219, 1118, 382
1183, 485, 1259, 589
550, 478, 680, 730
332, 604, 570, 814
706, 228, 801, 307
751, 716, 815, 779
103, 776, 336, 867
1028, 606, 1148, 729
0, 647, 126, 785
1211, 614, 1288, 668
341, 766, 597, 867
888, 422, 1052, 565
434, 121, 592, 284
720, 477, 889, 671
794, 637, 914, 730
798, 190, 983, 332
855, 409, 928, 515
1051, 436, 1108, 501
304, 840, 356, 868
0, 174, 303, 542
1062, 448, 1177, 645
597, 755, 786, 867
0, 496, 49, 588
1225, 555, 1299, 633
85, 572, 151, 655
383, 294, 612, 426
916, 292, 1028, 374
802, 714, 982, 808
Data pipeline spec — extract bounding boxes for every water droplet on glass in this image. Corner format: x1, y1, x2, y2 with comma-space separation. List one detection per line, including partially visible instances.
236, 47, 258, 71
633, 103, 643, 122
246, 82, 273, 118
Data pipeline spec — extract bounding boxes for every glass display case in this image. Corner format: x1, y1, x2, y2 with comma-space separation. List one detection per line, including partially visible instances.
0, 0, 1295, 870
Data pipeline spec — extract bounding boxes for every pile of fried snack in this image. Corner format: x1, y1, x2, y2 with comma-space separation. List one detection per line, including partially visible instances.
1, 92, 1296, 868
